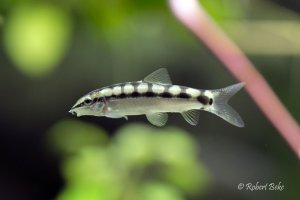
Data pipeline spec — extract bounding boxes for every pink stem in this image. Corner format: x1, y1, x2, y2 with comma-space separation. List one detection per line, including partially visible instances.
169, 0, 300, 158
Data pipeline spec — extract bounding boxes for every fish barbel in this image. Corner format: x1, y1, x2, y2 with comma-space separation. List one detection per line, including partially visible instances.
69, 68, 245, 127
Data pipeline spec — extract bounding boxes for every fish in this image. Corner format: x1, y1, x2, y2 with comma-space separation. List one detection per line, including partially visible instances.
69, 68, 245, 127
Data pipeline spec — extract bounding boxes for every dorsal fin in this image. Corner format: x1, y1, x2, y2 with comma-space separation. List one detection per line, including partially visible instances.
181, 110, 200, 126
143, 68, 172, 85
146, 112, 168, 127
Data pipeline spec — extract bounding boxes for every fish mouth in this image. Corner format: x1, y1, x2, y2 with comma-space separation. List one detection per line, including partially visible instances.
69, 109, 77, 116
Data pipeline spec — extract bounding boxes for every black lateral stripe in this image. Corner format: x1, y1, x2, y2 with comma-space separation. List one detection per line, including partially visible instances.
144, 91, 156, 97
104, 91, 156, 101
197, 95, 209, 105
131, 92, 140, 97
177, 93, 191, 99
106, 91, 194, 100
118, 93, 127, 98
159, 92, 173, 98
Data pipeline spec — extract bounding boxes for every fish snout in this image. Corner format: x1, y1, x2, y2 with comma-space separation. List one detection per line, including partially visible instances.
69, 109, 77, 116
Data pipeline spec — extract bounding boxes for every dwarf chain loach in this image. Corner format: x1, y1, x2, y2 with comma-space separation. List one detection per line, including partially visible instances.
69, 68, 245, 127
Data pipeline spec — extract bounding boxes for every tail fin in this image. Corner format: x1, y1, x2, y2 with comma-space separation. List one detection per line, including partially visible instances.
208, 82, 245, 127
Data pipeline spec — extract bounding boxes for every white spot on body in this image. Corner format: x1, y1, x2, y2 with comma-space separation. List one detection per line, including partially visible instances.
168, 85, 181, 95
113, 86, 122, 95
137, 83, 148, 93
152, 84, 165, 94
186, 88, 200, 97
101, 88, 112, 96
203, 90, 213, 99
124, 84, 134, 94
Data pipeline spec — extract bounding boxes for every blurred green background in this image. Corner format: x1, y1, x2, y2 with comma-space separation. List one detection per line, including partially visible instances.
0, 0, 299, 200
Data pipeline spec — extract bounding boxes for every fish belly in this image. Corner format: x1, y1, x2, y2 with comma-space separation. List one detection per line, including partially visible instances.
106, 98, 201, 116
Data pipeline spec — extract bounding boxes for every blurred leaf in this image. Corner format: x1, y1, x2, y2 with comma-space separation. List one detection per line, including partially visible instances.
154, 128, 198, 165
57, 184, 112, 200
49, 123, 209, 200
47, 119, 108, 155
140, 181, 184, 200
4, 3, 71, 77
63, 148, 118, 184
113, 124, 155, 167
59, 147, 122, 200
162, 163, 209, 195
78, 0, 130, 34
201, 0, 243, 21
153, 128, 209, 195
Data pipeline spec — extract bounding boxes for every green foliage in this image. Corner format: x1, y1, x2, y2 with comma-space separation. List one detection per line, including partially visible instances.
4, 3, 71, 77
47, 121, 209, 200
140, 181, 184, 200
47, 119, 108, 155
1, 0, 245, 79
201, 0, 244, 21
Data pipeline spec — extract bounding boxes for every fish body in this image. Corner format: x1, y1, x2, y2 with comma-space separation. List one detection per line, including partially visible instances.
69, 68, 245, 127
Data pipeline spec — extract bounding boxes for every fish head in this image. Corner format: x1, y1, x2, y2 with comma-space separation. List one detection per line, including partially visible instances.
69, 93, 105, 117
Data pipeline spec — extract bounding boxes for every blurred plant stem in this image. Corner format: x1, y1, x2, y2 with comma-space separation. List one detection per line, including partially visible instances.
169, 0, 300, 159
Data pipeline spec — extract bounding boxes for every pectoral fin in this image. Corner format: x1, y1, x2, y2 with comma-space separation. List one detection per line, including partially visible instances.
181, 110, 200, 126
146, 112, 168, 127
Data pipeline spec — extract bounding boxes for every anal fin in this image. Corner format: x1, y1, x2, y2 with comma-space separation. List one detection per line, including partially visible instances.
146, 112, 168, 127
181, 110, 200, 126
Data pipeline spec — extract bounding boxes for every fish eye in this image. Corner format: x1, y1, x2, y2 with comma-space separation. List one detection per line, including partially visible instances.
84, 98, 92, 104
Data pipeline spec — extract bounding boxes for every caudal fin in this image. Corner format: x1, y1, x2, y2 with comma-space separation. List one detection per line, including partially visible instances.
208, 83, 245, 127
